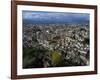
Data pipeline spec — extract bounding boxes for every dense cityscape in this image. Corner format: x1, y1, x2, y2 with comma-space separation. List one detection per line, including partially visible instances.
23, 24, 90, 68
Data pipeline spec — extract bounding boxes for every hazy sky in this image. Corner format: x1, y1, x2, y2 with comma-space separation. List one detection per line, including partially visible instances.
22, 10, 90, 24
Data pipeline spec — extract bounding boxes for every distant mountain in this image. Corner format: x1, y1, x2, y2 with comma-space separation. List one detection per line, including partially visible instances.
23, 19, 89, 25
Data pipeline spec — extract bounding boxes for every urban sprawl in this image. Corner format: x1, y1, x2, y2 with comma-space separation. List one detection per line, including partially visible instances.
23, 24, 90, 68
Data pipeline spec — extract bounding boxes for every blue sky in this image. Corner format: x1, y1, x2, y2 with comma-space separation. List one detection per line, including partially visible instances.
22, 10, 90, 24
